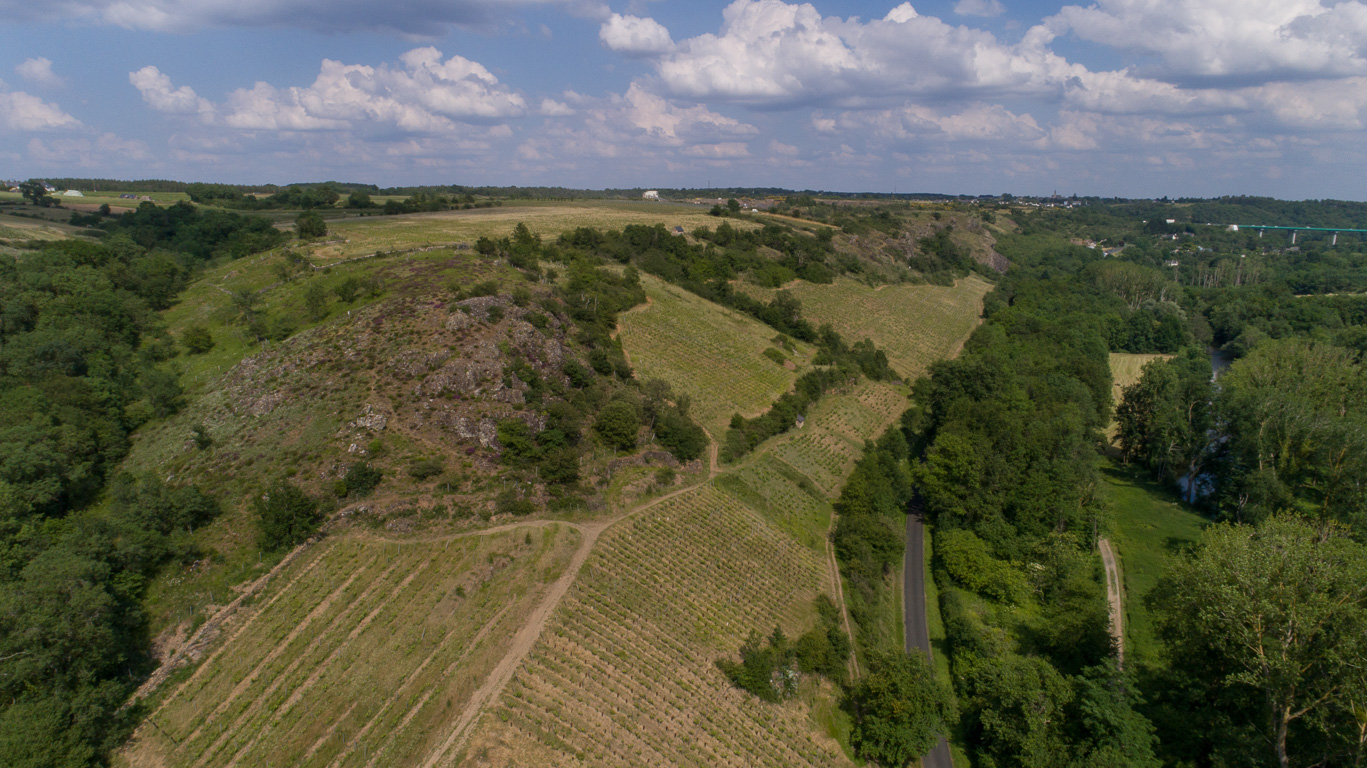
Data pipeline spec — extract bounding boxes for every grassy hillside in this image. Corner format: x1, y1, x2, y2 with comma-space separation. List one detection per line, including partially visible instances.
739, 276, 993, 381
119, 202, 990, 768
617, 274, 816, 439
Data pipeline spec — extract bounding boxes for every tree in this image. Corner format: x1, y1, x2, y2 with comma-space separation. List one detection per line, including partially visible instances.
19, 180, 53, 207
1149, 515, 1367, 768
304, 281, 329, 321
850, 650, 956, 767
296, 210, 327, 239
254, 481, 322, 550
1115, 352, 1216, 502
594, 400, 640, 451
346, 191, 373, 209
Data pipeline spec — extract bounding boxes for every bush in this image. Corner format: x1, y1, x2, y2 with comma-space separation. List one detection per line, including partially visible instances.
495, 490, 536, 516
408, 458, 444, 480
850, 650, 956, 767
594, 400, 640, 451
296, 211, 327, 239
181, 325, 215, 354
343, 461, 383, 497
937, 528, 1029, 604
255, 481, 322, 551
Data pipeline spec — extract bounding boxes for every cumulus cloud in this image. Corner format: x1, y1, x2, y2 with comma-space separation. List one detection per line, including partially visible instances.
0, 90, 80, 131
953, 0, 1004, 18
0, 0, 601, 36
132, 48, 527, 134
130, 66, 215, 120
1048, 0, 1367, 84
599, 13, 674, 55
16, 58, 64, 87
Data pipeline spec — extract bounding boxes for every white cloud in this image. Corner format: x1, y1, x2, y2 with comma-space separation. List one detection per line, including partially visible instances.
133, 49, 527, 134
0, 90, 80, 131
16, 58, 64, 88
621, 82, 754, 141
130, 66, 215, 120
954, 0, 1003, 18
599, 13, 674, 55
1048, 0, 1367, 83
0, 0, 598, 36
769, 138, 798, 155
540, 98, 575, 116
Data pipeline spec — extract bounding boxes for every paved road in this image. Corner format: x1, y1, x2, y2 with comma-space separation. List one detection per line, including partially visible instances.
905, 508, 953, 768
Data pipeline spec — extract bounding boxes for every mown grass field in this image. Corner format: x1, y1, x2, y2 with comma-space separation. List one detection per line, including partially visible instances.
314, 201, 754, 263
1109, 352, 1173, 404
1099, 462, 1207, 666
618, 274, 816, 439
739, 276, 993, 382
119, 524, 581, 768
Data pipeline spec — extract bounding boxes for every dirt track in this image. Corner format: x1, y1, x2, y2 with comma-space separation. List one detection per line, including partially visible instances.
1099, 538, 1125, 666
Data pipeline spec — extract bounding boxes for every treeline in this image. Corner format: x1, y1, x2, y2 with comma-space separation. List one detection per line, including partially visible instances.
910, 245, 1159, 766
0, 208, 284, 765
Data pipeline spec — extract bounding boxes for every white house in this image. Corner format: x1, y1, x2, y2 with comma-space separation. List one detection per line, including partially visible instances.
642, 190, 659, 200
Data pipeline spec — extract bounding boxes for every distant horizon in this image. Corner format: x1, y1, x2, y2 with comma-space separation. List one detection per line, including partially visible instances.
4, 0, 1366, 200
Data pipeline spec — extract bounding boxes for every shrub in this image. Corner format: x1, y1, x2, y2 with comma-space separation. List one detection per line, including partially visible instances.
255, 482, 322, 551
408, 458, 444, 480
296, 211, 327, 239
937, 528, 1029, 604
343, 461, 383, 497
594, 400, 640, 451
182, 325, 215, 354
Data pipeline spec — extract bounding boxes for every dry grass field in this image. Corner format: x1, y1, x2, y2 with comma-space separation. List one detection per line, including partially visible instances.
617, 274, 816, 438
739, 276, 993, 381
1109, 352, 1173, 405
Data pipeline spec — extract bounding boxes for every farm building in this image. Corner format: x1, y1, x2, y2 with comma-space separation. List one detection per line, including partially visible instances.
642, 190, 659, 200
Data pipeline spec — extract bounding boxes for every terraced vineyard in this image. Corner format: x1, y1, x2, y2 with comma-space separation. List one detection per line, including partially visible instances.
119, 525, 581, 768
739, 276, 992, 381
766, 380, 909, 495
460, 484, 847, 767
617, 274, 815, 438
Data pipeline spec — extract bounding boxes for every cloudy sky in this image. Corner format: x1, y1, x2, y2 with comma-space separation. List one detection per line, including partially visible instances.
2, 0, 1366, 198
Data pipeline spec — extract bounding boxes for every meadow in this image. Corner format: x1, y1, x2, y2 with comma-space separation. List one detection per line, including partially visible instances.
1099, 462, 1207, 665
119, 524, 581, 768
617, 273, 815, 439
739, 276, 993, 382
1108, 352, 1173, 403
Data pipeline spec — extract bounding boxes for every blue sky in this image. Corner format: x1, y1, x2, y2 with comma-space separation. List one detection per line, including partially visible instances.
2, 0, 1366, 198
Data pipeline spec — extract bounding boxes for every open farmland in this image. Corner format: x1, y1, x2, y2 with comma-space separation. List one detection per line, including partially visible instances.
119, 524, 581, 768
739, 276, 992, 381
617, 274, 816, 438
311, 202, 755, 263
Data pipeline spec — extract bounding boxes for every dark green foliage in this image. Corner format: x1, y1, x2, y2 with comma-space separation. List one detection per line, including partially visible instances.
850, 650, 956, 767
495, 489, 536, 516
254, 482, 322, 550
562, 359, 594, 388
141, 367, 185, 418
717, 628, 798, 703
333, 276, 361, 303
343, 462, 383, 497
594, 400, 640, 451
654, 410, 707, 461
497, 419, 539, 465
191, 423, 212, 450
296, 211, 327, 239
936, 529, 1028, 604
181, 324, 214, 354
346, 191, 374, 209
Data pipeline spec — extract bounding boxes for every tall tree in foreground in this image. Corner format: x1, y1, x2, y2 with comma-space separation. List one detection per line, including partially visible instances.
850, 650, 956, 767
1149, 515, 1367, 768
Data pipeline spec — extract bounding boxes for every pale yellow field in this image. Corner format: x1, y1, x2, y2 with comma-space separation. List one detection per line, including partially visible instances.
618, 274, 816, 439
1109, 352, 1173, 406
740, 276, 993, 382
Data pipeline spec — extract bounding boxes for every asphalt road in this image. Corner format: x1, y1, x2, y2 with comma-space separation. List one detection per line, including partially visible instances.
905, 508, 954, 768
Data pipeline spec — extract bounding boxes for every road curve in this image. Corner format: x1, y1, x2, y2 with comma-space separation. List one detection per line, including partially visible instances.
905, 508, 953, 768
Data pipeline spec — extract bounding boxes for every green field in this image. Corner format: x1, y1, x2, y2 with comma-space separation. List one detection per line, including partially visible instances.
1100, 462, 1207, 665
618, 274, 815, 439
739, 276, 993, 382
120, 525, 581, 768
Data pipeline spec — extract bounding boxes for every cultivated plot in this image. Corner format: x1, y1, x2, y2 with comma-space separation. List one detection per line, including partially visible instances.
740, 276, 992, 382
461, 484, 848, 768
120, 525, 581, 768
617, 274, 815, 439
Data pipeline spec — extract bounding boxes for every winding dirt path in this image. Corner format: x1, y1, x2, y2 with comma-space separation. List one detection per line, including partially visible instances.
1098, 538, 1125, 667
